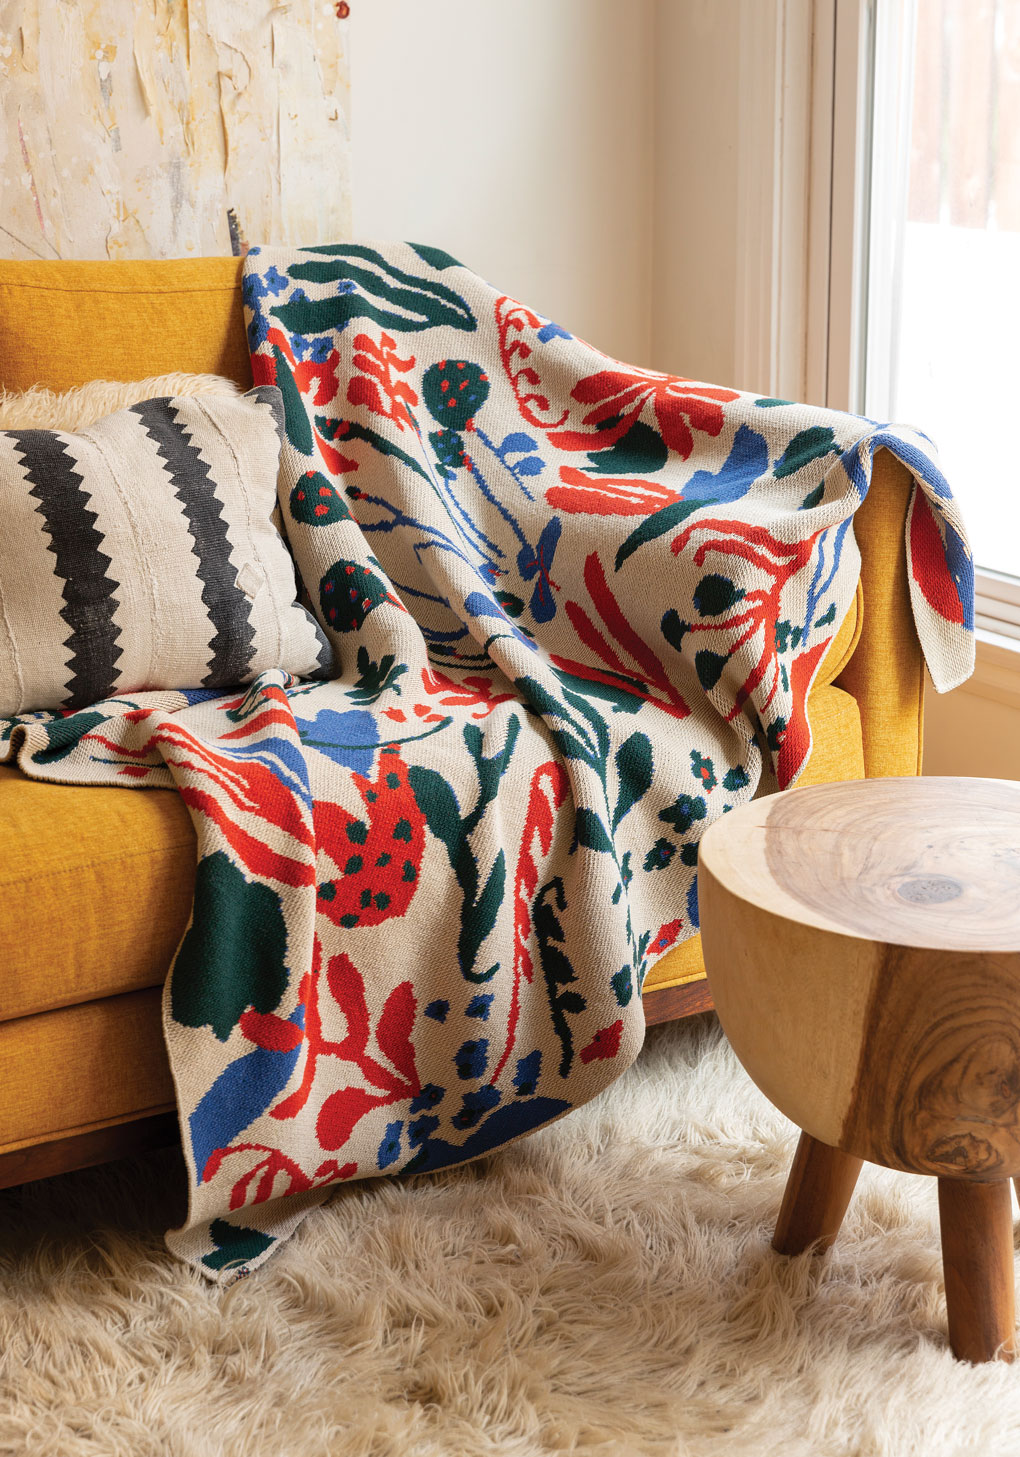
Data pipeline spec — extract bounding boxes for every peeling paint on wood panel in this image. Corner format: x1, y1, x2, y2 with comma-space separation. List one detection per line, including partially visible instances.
0, 1, 351, 259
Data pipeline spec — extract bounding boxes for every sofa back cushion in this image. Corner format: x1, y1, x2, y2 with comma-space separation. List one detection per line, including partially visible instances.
0, 258, 252, 394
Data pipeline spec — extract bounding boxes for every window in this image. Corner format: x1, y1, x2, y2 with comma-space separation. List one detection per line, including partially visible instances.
865, 0, 1020, 633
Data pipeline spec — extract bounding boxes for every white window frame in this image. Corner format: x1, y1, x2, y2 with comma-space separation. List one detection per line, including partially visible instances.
734, 0, 1020, 652
975, 572, 1020, 644
809, 0, 876, 414
732, 0, 874, 410
862, 0, 1020, 651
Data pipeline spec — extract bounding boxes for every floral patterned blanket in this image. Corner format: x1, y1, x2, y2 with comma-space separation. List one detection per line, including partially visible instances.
3, 243, 974, 1281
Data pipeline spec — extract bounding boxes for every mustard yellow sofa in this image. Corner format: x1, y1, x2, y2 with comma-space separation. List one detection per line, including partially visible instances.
0, 258, 924, 1188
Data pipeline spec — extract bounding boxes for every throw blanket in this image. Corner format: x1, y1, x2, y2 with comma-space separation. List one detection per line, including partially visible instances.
3, 243, 974, 1282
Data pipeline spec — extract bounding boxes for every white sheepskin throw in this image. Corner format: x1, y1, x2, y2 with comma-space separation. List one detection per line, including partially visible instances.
0, 372, 242, 431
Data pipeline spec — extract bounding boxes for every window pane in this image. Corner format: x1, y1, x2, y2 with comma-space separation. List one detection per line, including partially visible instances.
877, 0, 1020, 579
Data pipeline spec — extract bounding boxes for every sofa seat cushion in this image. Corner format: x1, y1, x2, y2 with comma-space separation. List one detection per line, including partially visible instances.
1, 681, 866, 1023
0, 766, 196, 1023
0, 988, 174, 1152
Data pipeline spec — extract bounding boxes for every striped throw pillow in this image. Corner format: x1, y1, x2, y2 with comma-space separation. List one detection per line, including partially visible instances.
0, 385, 331, 717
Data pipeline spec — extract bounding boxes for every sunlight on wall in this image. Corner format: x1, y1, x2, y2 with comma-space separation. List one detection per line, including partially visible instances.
349, 0, 656, 368
0, 0, 352, 260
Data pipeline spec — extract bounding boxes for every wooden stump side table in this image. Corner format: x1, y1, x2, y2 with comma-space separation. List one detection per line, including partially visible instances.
698, 776, 1020, 1363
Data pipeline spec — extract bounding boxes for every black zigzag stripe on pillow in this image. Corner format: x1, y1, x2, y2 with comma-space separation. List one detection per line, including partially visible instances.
0, 386, 332, 718
7, 428, 124, 710
130, 397, 258, 685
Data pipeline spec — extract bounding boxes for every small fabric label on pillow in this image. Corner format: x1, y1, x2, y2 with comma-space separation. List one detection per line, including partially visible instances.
234, 562, 262, 601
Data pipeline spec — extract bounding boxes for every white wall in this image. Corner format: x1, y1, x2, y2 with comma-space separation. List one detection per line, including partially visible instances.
349, 0, 655, 367
924, 653, 1020, 780
350, 0, 746, 381
650, 2, 742, 384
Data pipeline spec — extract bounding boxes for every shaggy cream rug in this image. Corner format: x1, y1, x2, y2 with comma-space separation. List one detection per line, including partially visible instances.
3, 1013, 1020, 1457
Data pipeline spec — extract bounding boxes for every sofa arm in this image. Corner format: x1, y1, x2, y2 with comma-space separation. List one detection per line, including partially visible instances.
834, 448, 925, 778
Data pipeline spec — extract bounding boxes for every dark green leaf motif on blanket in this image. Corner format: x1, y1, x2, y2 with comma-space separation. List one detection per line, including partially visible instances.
272, 244, 477, 337
409, 242, 465, 271
171, 851, 289, 1043
533, 877, 587, 1078
513, 672, 656, 1056
201, 1217, 274, 1273
316, 416, 432, 484
613, 731, 654, 830
614, 497, 704, 571
773, 426, 837, 478
272, 344, 314, 456
584, 420, 668, 476
408, 717, 520, 981
34, 710, 110, 763
346, 646, 408, 705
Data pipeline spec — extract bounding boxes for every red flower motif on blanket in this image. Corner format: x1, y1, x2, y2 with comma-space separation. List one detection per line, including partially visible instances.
201, 1142, 356, 1212
495, 293, 738, 460
314, 429, 359, 476
664, 516, 830, 786
551, 553, 691, 720
257, 326, 342, 406
347, 332, 418, 430
313, 957, 422, 1150
204, 941, 424, 1205
547, 466, 682, 518
380, 701, 448, 726
419, 667, 518, 719
252, 325, 360, 474
909, 489, 966, 625
496, 295, 572, 433
579, 1020, 623, 1063
251, 353, 275, 388
489, 760, 570, 1085
774, 638, 832, 789
548, 367, 740, 461
86, 691, 317, 889
649, 919, 684, 957
262, 937, 422, 1148
668, 517, 819, 718
314, 747, 426, 930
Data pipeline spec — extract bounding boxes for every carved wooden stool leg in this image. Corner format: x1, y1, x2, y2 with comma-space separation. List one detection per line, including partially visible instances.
938, 1179, 1016, 1363
773, 1131, 864, 1257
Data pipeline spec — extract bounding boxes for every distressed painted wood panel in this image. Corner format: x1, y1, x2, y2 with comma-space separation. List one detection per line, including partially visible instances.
0, 1, 351, 260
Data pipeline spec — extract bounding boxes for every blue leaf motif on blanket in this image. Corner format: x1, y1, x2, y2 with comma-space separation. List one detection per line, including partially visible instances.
293, 707, 379, 776
402, 1096, 573, 1174
189, 1006, 307, 1182
463, 591, 539, 650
